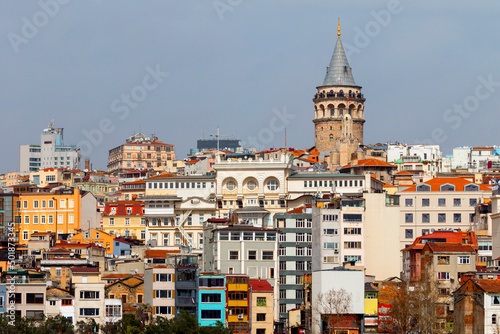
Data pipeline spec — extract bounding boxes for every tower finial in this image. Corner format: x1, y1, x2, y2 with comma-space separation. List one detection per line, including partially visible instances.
337, 18, 341, 37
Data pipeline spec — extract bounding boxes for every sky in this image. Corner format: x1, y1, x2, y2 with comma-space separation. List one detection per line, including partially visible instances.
1, 1, 500, 173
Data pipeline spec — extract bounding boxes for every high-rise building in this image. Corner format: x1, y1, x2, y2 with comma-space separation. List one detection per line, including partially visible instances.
107, 133, 175, 173
312, 21, 365, 166
19, 121, 81, 173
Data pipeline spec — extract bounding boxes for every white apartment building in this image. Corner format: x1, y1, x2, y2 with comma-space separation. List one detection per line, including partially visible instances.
451, 146, 500, 170
144, 265, 176, 319
397, 177, 492, 271
19, 122, 80, 173
71, 267, 105, 326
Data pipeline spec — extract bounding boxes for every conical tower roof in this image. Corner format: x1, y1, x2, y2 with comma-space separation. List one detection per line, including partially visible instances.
322, 36, 357, 87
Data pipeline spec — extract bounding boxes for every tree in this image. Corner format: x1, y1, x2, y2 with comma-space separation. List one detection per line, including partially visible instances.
312, 288, 352, 334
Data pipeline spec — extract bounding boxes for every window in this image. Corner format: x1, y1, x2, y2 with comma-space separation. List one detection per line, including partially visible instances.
344, 255, 361, 262
23, 200, 28, 209
248, 250, 257, 260
125, 218, 130, 225
296, 261, 305, 270
48, 300, 55, 306
454, 198, 461, 207
438, 198, 446, 206
48, 200, 54, 208
437, 256, 450, 265
458, 256, 470, 264
405, 229, 413, 239
492, 296, 500, 305
470, 213, 475, 223
296, 219, 305, 228
26, 311, 44, 319
343, 214, 362, 222
493, 314, 497, 325
344, 241, 361, 249
296, 247, 304, 256
56, 268, 62, 277
68, 214, 74, 224
470, 198, 478, 206
422, 198, 430, 206
229, 251, 239, 260
24, 216, 29, 224
201, 310, 221, 319
48, 215, 54, 224
323, 214, 338, 221
201, 293, 221, 303
80, 308, 99, 316
155, 273, 172, 282
61, 299, 72, 306
440, 184, 455, 191
33, 200, 39, 208
465, 184, 479, 191
69, 199, 74, 208
162, 233, 169, 246
323, 229, 338, 235
23, 231, 29, 240
266, 179, 279, 191
438, 213, 446, 223
405, 198, 413, 207
437, 272, 450, 280
344, 228, 361, 235
422, 213, 430, 223
257, 297, 266, 306
155, 290, 172, 298
41, 200, 46, 208
279, 246, 286, 256
263, 251, 274, 260
109, 217, 114, 226
106, 305, 121, 317
454, 213, 462, 223
60, 199, 66, 208
296, 233, 305, 242
80, 291, 100, 299
57, 214, 63, 224
156, 306, 172, 315
323, 256, 339, 263
323, 243, 338, 249
33, 215, 38, 224
26, 293, 44, 304
405, 213, 413, 223
256, 313, 266, 321
226, 180, 236, 191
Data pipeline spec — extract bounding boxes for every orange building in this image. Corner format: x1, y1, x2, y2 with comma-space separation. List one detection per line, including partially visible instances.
70, 229, 116, 256
13, 187, 99, 244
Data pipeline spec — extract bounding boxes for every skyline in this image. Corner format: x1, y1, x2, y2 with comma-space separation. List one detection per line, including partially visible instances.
1, 1, 500, 173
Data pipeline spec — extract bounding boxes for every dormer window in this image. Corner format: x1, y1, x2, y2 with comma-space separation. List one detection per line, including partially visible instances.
464, 184, 479, 191
416, 184, 430, 191
440, 184, 455, 191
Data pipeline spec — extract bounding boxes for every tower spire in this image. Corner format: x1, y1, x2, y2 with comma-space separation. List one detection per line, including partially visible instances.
337, 18, 341, 37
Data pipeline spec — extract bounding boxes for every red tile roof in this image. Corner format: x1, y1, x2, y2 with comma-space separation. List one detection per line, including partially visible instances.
342, 159, 395, 168
122, 180, 146, 185
144, 249, 180, 258
104, 201, 144, 215
249, 279, 273, 292
402, 177, 491, 192
147, 173, 178, 179
426, 242, 476, 253
70, 267, 99, 273
395, 170, 412, 175
475, 279, 500, 292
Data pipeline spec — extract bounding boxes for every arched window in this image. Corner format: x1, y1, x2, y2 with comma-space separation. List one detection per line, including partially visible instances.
266, 179, 279, 191
225, 180, 237, 191
464, 184, 479, 191
440, 184, 455, 191
330, 107, 334, 116
329, 134, 334, 141
416, 184, 431, 191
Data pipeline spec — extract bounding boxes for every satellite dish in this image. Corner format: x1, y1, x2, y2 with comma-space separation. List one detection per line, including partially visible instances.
320, 163, 328, 171
313, 163, 320, 171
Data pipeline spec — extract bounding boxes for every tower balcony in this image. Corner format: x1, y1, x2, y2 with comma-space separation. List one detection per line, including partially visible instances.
313, 92, 365, 103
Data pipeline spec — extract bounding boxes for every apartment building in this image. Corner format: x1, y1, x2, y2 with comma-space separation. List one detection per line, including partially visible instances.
174, 255, 199, 316
213, 155, 295, 217
144, 174, 217, 251
144, 264, 176, 319
71, 267, 105, 326
102, 201, 145, 241
198, 273, 226, 326
13, 187, 100, 244
19, 122, 81, 173
397, 177, 491, 253
120, 180, 146, 200
250, 279, 274, 334
0, 193, 18, 241
274, 211, 312, 324
46, 287, 75, 324
106, 276, 144, 307
107, 133, 175, 173
226, 274, 251, 334
2, 270, 46, 319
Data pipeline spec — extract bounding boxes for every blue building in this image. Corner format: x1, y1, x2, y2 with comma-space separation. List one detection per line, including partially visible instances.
0, 284, 7, 314
113, 238, 132, 257
198, 273, 226, 327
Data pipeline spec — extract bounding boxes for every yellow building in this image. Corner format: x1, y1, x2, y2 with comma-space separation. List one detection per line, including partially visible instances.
227, 274, 250, 334
14, 187, 99, 244
102, 201, 145, 241
70, 229, 116, 256
250, 279, 274, 334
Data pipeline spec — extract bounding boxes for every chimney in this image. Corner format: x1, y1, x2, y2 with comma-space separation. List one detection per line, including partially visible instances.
85, 159, 90, 170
